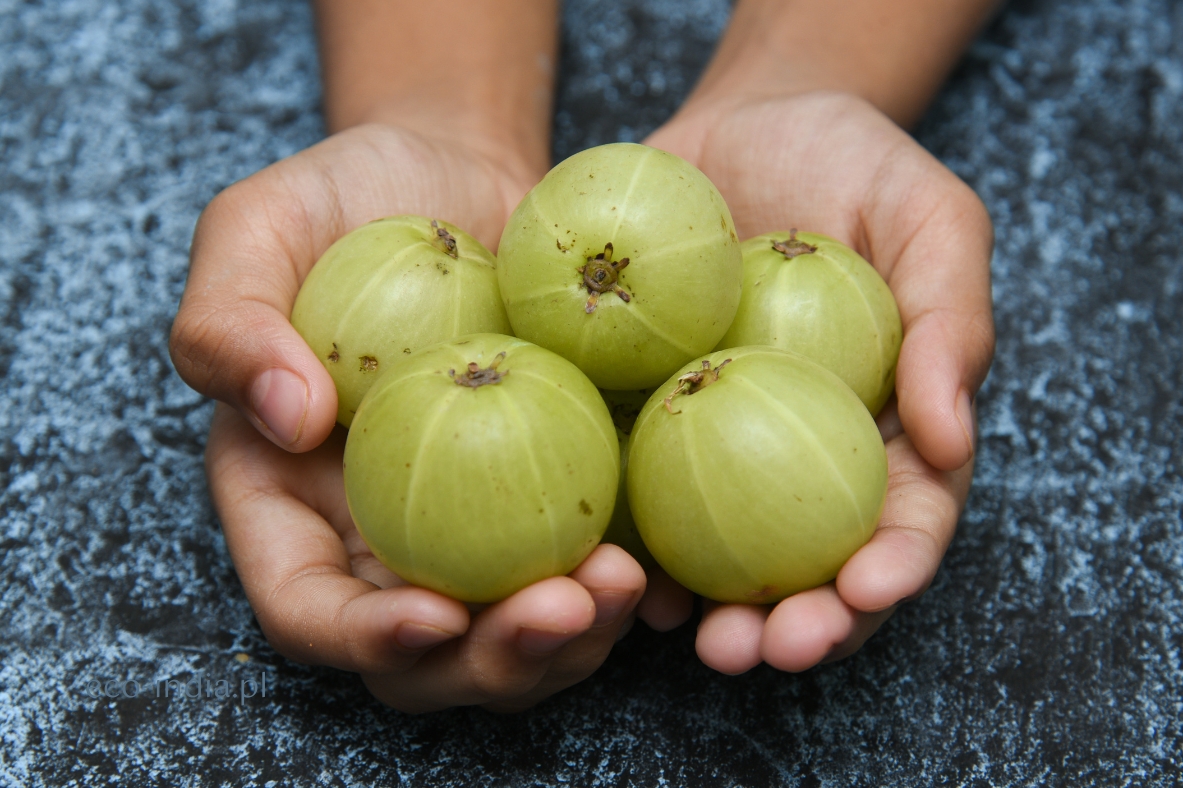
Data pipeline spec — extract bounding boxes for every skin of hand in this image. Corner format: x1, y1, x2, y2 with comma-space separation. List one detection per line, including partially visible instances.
637, 89, 996, 673
170, 0, 650, 712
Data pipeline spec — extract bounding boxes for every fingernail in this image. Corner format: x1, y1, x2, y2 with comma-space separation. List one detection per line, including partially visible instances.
396, 623, 457, 650
592, 591, 634, 628
518, 628, 581, 657
250, 368, 308, 446
955, 389, 975, 458
616, 614, 636, 641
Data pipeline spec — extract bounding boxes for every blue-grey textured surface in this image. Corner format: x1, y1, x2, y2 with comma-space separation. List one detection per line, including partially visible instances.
2, 0, 1182, 785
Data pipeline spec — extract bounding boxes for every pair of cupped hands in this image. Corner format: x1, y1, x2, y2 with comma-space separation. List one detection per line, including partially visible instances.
171, 90, 994, 713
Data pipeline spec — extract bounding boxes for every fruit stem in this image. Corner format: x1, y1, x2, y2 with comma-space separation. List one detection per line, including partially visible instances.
578, 243, 632, 313
664, 358, 732, 413
771, 228, 817, 259
431, 219, 459, 258
450, 352, 509, 388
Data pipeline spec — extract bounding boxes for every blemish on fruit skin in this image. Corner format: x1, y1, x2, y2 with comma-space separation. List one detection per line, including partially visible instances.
579, 500, 593, 515
747, 585, 777, 601
359, 356, 379, 372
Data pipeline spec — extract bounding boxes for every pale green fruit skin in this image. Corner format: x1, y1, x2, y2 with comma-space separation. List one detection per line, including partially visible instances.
497, 143, 743, 391
291, 215, 512, 427
627, 347, 888, 604
715, 232, 902, 416
343, 334, 619, 603
599, 389, 657, 570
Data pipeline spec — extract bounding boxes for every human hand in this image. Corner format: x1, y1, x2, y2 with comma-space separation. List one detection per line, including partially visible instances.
169, 0, 647, 712
638, 90, 994, 673
170, 122, 534, 452
206, 403, 645, 713
173, 125, 646, 711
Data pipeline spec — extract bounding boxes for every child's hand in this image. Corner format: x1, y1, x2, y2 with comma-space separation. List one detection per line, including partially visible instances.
206, 403, 645, 713
170, 123, 533, 453
173, 124, 645, 711
639, 90, 995, 673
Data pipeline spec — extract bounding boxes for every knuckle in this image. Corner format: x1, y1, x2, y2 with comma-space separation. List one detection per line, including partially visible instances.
538, 652, 604, 689
171, 297, 283, 402
252, 567, 343, 665
169, 300, 241, 398
952, 182, 993, 234
885, 467, 961, 539
969, 310, 997, 375
460, 652, 541, 703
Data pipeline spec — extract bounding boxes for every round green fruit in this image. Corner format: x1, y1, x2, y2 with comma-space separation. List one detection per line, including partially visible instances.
627, 347, 888, 604
497, 142, 743, 390
343, 334, 619, 603
715, 231, 902, 415
291, 215, 512, 427
598, 388, 657, 570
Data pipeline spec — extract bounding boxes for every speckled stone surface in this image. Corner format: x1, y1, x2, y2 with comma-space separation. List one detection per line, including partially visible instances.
2, 0, 1181, 785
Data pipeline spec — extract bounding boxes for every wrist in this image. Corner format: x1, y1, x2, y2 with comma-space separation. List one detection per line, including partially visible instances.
313, 0, 558, 185
677, 0, 1001, 128
347, 101, 550, 191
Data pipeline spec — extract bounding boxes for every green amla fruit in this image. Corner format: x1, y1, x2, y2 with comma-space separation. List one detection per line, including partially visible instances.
497, 143, 743, 390
291, 215, 512, 427
598, 388, 657, 570
627, 347, 888, 604
343, 334, 619, 603
715, 231, 902, 415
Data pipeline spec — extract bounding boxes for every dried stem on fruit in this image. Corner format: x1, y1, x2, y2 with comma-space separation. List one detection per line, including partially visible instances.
450, 352, 509, 388
578, 243, 632, 313
431, 219, 459, 258
663, 358, 732, 413
771, 228, 818, 259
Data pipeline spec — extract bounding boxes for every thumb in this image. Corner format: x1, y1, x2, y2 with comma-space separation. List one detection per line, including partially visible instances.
885, 179, 995, 471
170, 178, 340, 452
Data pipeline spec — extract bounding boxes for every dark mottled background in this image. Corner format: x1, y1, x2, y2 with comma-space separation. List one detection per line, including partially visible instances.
2, 0, 1181, 785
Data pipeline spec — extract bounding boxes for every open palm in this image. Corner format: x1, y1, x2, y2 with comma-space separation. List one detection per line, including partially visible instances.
172, 123, 647, 712
642, 91, 995, 673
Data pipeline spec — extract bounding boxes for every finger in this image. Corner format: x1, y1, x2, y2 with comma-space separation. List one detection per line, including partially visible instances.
836, 430, 975, 613
760, 584, 895, 673
206, 405, 470, 673
695, 601, 770, 675
868, 148, 995, 471
364, 576, 597, 714
636, 565, 694, 632
172, 164, 344, 452
482, 545, 646, 712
